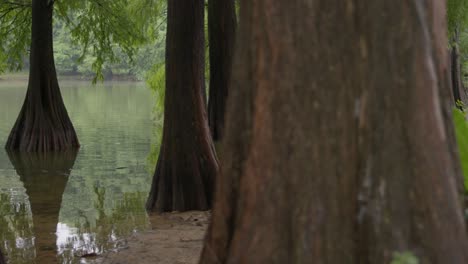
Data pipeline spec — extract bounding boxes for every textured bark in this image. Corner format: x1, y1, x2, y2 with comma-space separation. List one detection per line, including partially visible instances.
7, 150, 77, 263
146, 0, 218, 212
207, 0, 237, 141
200, 1, 468, 263
5, 0, 79, 152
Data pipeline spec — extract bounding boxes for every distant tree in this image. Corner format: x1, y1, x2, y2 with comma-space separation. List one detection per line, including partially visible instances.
447, 0, 468, 104
0, 0, 144, 151
0, 249, 5, 264
146, 0, 218, 212
207, 0, 236, 141
200, 0, 468, 263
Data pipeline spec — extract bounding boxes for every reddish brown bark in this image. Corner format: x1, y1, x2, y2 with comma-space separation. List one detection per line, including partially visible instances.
200, 1, 468, 263
5, 0, 79, 152
146, 0, 218, 212
207, 0, 237, 141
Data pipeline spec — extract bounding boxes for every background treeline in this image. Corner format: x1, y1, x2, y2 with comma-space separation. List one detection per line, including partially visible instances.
460, 31, 468, 83
0, 0, 167, 82
52, 19, 165, 81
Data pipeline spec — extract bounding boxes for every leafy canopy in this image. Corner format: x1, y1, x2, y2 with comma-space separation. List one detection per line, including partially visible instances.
0, 0, 31, 72
448, 0, 468, 37
0, 0, 164, 80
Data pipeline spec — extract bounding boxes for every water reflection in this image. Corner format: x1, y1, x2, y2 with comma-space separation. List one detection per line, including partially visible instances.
57, 189, 149, 263
0, 185, 34, 263
0, 82, 156, 263
7, 151, 78, 263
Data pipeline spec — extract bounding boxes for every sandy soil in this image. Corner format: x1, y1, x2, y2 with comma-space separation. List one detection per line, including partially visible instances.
92, 211, 210, 264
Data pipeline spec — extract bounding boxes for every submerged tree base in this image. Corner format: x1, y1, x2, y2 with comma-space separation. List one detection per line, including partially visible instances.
5, 93, 80, 152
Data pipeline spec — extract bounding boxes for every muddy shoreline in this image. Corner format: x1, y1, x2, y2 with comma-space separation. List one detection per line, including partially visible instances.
92, 211, 209, 264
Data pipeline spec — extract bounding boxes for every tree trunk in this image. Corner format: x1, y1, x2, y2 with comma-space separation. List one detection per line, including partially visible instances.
200, 1, 468, 263
146, 0, 218, 212
7, 150, 77, 263
0, 249, 5, 264
5, 0, 79, 152
207, 0, 237, 141
427, 2, 466, 200
450, 28, 468, 106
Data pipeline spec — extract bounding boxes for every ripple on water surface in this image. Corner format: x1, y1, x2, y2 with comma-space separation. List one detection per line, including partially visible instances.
0, 81, 159, 264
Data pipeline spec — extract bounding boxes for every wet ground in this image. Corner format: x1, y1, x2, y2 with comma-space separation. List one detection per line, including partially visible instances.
95, 211, 208, 264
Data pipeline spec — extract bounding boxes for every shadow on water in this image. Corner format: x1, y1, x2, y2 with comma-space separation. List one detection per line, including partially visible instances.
6, 150, 78, 264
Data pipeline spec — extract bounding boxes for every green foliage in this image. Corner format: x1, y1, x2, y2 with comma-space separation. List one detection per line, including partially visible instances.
0, 1, 31, 73
57, 0, 146, 82
0, 0, 167, 80
449, 0, 468, 85
448, 0, 468, 37
145, 62, 165, 171
55, 0, 166, 81
458, 32, 468, 86
53, 26, 165, 80
454, 106, 468, 191
128, 0, 166, 41
390, 251, 419, 264
146, 63, 165, 109
53, 21, 80, 74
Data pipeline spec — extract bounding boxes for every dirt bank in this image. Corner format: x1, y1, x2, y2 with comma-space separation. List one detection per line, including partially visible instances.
93, 211, 209, 264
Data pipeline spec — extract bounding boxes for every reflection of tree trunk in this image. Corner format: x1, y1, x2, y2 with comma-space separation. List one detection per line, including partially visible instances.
7, 151, 78, 263
146, 0, 218, 212
5, 0, 79, 152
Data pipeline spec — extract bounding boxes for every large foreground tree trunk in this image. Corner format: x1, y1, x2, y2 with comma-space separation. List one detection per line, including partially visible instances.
146, 0, 218, 212
207, 0, 237, 141
5, 0, 79, 152
200, 1, 468, 263
7, 150, 77, 263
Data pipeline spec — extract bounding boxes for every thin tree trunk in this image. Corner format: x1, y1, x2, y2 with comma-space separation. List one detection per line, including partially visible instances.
5, 0, 79, 152
146, 0, 218, 212
200, 1, 468, 263
207, 0, 237, 141
0, 249, 5, 264
428, 2, 466, 201
451, 28, 468, 106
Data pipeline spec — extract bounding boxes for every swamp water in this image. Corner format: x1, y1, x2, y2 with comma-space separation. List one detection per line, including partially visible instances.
0, 81, 160, 263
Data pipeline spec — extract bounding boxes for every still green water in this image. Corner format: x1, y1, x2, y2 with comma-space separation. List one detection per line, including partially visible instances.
0, 81, 159, 263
